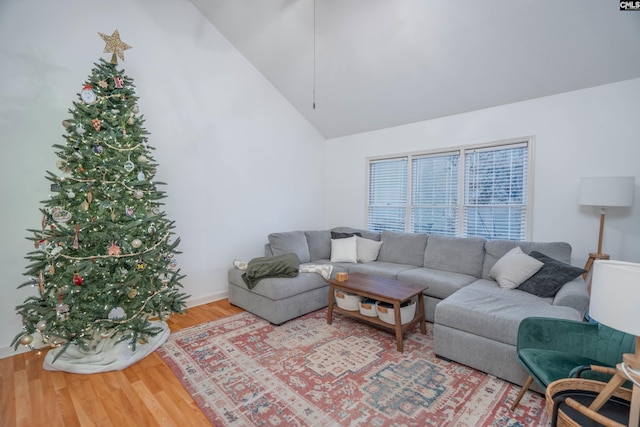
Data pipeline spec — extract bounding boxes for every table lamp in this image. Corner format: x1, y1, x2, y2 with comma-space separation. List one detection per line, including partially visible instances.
589, 260, 640, 426
579, 176, 635, 278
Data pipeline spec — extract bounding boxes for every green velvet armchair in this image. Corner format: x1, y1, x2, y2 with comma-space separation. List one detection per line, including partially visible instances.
510, 316, 635, 411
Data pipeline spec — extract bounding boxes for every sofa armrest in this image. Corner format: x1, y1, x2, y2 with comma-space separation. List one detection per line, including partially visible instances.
552, 276, 589, 316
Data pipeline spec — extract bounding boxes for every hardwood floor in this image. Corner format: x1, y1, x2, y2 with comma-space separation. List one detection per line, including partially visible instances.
1, 299, 244, 427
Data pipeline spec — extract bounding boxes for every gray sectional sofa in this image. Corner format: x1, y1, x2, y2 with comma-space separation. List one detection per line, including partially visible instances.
227, 226, 589, 389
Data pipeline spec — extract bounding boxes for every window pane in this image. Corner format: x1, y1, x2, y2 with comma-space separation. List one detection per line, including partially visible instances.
465, 206, 526, 240
411, 153, 459, 236
368, 158, 407, 231
464, 145, 527, 240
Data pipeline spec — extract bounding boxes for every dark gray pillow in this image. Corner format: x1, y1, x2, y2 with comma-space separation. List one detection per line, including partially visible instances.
331, 231, 362, 239
517, 251, 586, 297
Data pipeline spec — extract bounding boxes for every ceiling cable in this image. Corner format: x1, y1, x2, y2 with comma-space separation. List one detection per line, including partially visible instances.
313, 0, 316, 109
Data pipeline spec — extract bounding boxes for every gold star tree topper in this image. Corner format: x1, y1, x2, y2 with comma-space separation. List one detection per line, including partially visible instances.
99, 29, 132, 64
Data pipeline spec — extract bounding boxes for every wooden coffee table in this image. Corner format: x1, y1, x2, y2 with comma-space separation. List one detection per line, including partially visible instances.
327, 272, 427, 352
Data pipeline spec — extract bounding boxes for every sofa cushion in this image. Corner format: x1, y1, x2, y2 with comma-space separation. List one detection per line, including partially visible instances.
435, 280, 583, 346
228, 267, 328, 300
424, 235, 486, 277
397, 268, 477, 300
347, 261, 419, 279
268, 231, 310, 263
482, 240, 572, 279
356, 236, 383, 263
377, 231, 428, 267
489, 246, 544, 289
305, 230, 331, 261
517, 251, 587, 298
330, 236, 358, 263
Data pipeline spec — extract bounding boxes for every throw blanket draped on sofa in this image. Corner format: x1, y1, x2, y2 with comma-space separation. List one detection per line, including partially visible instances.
241, 253, 300, 289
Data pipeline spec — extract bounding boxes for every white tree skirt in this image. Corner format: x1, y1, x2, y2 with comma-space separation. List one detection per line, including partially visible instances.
43, 321, 170, 373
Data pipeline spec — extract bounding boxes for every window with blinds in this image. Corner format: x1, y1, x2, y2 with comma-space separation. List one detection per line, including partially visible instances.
464, 143, 528, 240
367, 139, 532, 240
411, 152, 459, 235
367, 158, 408, 232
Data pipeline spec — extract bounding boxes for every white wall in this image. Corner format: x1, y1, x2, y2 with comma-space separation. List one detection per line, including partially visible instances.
324, 78, 640, 266
0, 0, 325, 357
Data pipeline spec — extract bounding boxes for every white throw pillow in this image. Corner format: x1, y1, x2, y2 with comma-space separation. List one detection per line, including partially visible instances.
356, 236, 383, 263
489, 246, 544, 289
330, 236, 358, 263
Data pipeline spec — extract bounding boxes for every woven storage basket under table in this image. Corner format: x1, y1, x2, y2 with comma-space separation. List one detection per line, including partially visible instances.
334, 290, 359, 311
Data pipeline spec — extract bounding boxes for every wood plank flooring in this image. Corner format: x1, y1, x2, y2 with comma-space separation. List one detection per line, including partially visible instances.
1, 299, 244, 427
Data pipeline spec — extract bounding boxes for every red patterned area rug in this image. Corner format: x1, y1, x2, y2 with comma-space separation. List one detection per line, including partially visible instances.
157, 309, 549, 426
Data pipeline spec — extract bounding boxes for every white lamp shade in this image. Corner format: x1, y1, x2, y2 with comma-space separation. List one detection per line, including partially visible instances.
579, 176, 635, 207
590, 260, 640, 337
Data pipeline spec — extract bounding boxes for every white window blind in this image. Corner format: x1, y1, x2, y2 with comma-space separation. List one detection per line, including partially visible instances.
464, 143, 528, 240
366, 138, 532, 241
368, 158, 407, 232
411, 152, 459, 235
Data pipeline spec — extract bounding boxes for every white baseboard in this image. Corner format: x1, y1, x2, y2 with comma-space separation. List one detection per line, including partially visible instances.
0, 291, 230, 360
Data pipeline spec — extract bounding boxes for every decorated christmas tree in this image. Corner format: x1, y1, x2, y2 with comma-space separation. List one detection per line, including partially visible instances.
12, 30, 188, 372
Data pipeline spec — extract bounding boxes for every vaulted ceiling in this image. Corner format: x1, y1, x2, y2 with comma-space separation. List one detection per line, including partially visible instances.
188, 0, 640, 139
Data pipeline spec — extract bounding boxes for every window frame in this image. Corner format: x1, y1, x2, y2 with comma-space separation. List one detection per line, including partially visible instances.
365, 136, 535, 240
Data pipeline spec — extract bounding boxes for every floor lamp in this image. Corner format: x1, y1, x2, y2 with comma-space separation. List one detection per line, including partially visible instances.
579, 176, 635, 279
588, 260, 640, 426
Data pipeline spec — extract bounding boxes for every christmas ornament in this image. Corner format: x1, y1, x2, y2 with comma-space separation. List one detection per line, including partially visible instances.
98, 80, 108, 89
56, 297, 70, 321
73, 273, 83, 285
87, 188, 93, 203
36, 320, 47, 331
72, 224, 80, 248
136, 261, 146, 271
78, 165, 85, 173
126, 207, 134, 217
128, 116, 134, 125
80, 200, 89, 211
137, 171, 145, 181
132, 105, 139, 114
114, 75, 124, 88
50, 183, 59, 192
67, 190, 75, 198
50, 245, 63, 256
76, 124, 86, 135
56, 159, 66, 170
93, 144, 103, 154
138, 154, 148, 163
91, 118, 102, 131
52, 209, 71, 223
99, 29, 132, 64
128, 288, 138, 298
148, 224, 156, 235
131, 238, 142, 249
107, 241, 122, 256
124, 157, 135, 172
80, 84, 97, 104
62, 120, 72, 128
49, 264, 55, 275
134, 190, 143, 199
19, 334, 34, 346
108, 306, 126, 320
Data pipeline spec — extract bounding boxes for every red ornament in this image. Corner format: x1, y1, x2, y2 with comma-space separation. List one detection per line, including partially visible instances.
73, 273, 83, 286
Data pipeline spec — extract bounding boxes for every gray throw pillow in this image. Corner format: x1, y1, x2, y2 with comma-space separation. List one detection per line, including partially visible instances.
268, 231, 310, 263
517, 251, 586, 297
